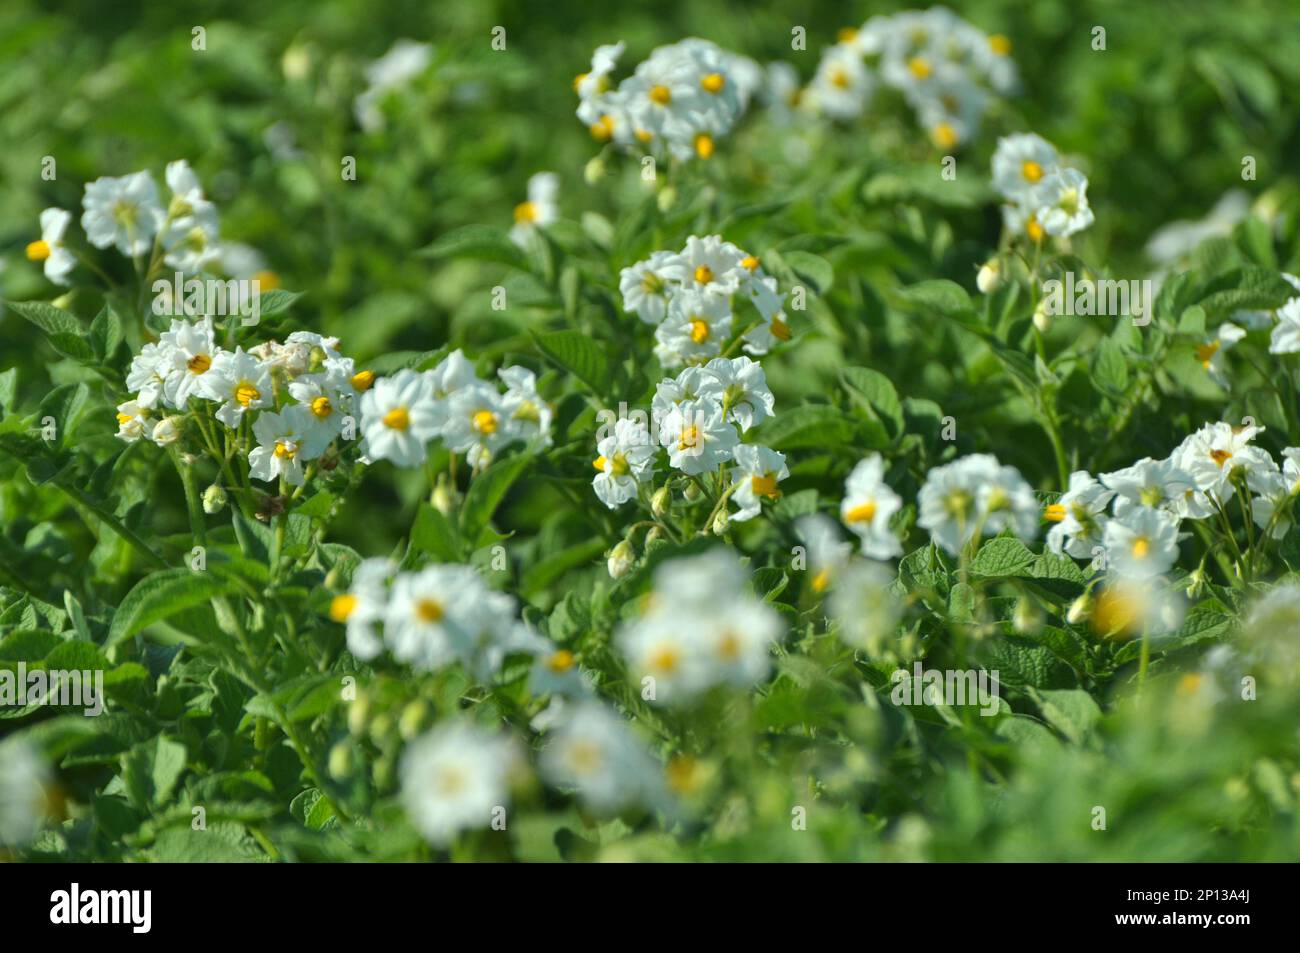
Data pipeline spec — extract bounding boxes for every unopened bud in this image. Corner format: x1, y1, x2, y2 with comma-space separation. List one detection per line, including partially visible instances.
432, 481, 457, 518
202, 483, 228, 514
651, 485, 671, 518
976, 258, 1003, 295
328, 741, 352, 780
150, 415, 184, 446
607, 540, 635, 579
583, 155, 606, 185
399, 699, 431, 741
712, 510, 730, 535
348, 692, 371, 737
1033, 298, 1052, 333
1012, 596, 1041, 634
684, 481, 703, 502
656, 185, 678, 213
1067, 591, 1093, 625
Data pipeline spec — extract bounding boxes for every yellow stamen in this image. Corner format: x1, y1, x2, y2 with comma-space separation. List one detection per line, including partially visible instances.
514, 200, 537, 224
1026, 217, 1045, 243
1210, 449, 1232, 467
932, 122, 958, 150
700, 73, 725, 93
1177, 673, 1204, 696
694, 133, 714, 159
235, 383, 260, 407
329, 594, 357, 622
590, 115, 615, 141
187, 353, 212, 374
837, 26, 859, 44
830, 67, 851, 89
648, 645, 680, 673
416, 598, 444, 623
689, 317, 710, 344
382, 407, 410, 431
274, 440, 296, 459
908, 57, 932, 79
811, 568, 831, 593
741, 255, 759, 271
573, 72, 587, 92
1196, 340, 1221, 368
472, 410, 498, 434
593, 455, 608, 472
1044, 503, 1067, 523
845, 500, 877, 523
634, 128, 654, 143
546, 649, 575, 673
26, 240, 51, 262
310, 395, 333, 418
1022, 160, 1044, 183
116, 412, 134, 426
666, 755, 698, 793
770, 316, 792, 341
252, 269, 280, 291
649, 84, 671, 105
694, 265, 713, 284
751, 473, 782, 499
1131, 537, 1151, 559
716, 631, 741, 660
351, 370, 375, 391
989, 34, 1012, 56
678, 425, 700, 451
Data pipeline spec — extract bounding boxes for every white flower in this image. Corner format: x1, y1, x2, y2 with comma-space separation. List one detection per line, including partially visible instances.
200, 347, 272, 429
441, 381, 513, 470
654, 289, 732, 368
81, 171, 164, 257
114, 400, 151, 443
828, 561, 901, 656
917, 453, 1037, 555
806, 44, 872, 120
795, 513, 854, 594
1249, 447, 1300, 539
498, 365, 552, 448
383, 565, 477, 671
0, 737, 49, 846
539, 702, 664, 814
1172, 420, 1267, 505
575, 41, 625, 100
840, 455, 903, 559
1103, 505, 1181, 580
619, 251, 690, 325
158, 317, 219, 407
1101, 457, 1196, 515
428, 348, 479, 401
991, 133, 1059, 205
1037, 167, 1094, 237
401, 723, 517, 846
331, 557, 395, 661
27, 208, 76, 285
287, 363, 353, 445
160, 160, 220, 273
509, 172, 559, 247
592, 417, 657, 510
699, 356, 774, 432
728, 444, 788, 522
1045, 471, 1113, 560
1268, 286, 1300, 354
248, 406, 326, 486
677, 235, 745, 297
1196, 323, 1246, 384
359, 369, 442, 468
659, 398, 738, 475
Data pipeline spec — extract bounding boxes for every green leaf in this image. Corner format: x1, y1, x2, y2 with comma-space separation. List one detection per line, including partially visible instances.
5, 300, 86, 337
255, 289, 304, 317
419, 224, 526, 269
841, 366, 904, 438
460, 452, 533, 541
531, 330, 610, 392
758, 405, 857, 450
89, 305, 124, 361
969, 537, 1036, 578
782, 251, 833, 295
411, 502, 462, 561
1092, 337, 1130, 397
106, 569, 235, 647
897, 279, 974, 318
1031, 688, 1102, 744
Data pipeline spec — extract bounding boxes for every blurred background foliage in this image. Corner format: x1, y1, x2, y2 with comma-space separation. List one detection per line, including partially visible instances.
3, 0, 1300, 860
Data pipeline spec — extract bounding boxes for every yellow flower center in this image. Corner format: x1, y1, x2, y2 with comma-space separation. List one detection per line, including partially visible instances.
689, 317, 710, 344
693, 265, 713, 284
932, 122, 958, 150
590, 114, 615, 141
989, 34, 1012, 56
837, 26, 859, 44
1131, 537, 1151, 560
415, 598, 444, 623
1044, 503, 1067, 522
634, 128, 654, 143
770, 316, 792, 341
472, 410, 498, 434
252, 269, 280, 291
546, 649, 575, 673
716, 630, 741, 660
351, 370, 376, 391
845, 500, 877, 523
741, 255, 759, 271
666, 755, 698, 794
565, 740, 603, 774
329, 594, 358, 622
382, 407, 410, 431
678, 425, 701, 451
1022, 160, 1044, 183
26, 240, 51, 261
1177, 672, 1204, 696
187, 353, 212, 374
1210, 449, 1232, 467
274, 440, 297, 460
700, 72, 725, 93
514, 200, 537, 224
694, 132, 714, 159
116, 412, 134, 426
830, 67, 851, 89
751, 473, 782, 499
310, 395, 333, 418
1026, 217, 1045, 243
235, 382, 261, 407
908, 57, 932, 79
573, 72, 587, 92
811, 568, 831, 593
1196, 340, 1221, 368
649, 84, 671, 105
648, 645, 680, 673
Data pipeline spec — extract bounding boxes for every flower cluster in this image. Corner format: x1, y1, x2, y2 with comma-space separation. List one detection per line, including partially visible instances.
616, 549, 784, 703
359, 350, 552, 471
27, 161, 223, 286
333, 558, 546, 681
592, 355, 780, 522
918, 452, 1040, 556
992, 133, 1094, 242
805, 7, 1018, 148
120, 318, 366, 487
574, 39, 754, 162
619, 234, 792, 363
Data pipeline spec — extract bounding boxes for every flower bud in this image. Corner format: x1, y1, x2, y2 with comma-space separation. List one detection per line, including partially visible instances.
1012, 596, 1041, 635
656, 185, 678, 213
399, 699, 431, 741
650, 485, 671, 518
583, 155, 606, 185
1067, 591, 1093, 625
1033, 298, 1052, 333
976, 258, 1003, 294
607, 540, 635, 579
202, 482, 228, 514
348, 692, 371, 737
712, 510, 730, 536
684, 481, 703, 502
432, 481, 458, 518
328, 741, 352, 780
150, 415, 184, 446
